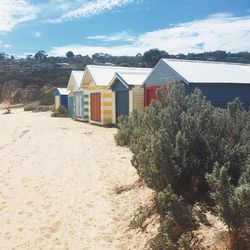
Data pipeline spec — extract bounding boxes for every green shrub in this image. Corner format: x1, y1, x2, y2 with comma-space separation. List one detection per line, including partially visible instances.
51, 105, 69, 117
148, 231, 178, 250
129, 205, 150, 230
116, 81, 250, 248
40, 92, 54, 106
24, 105, 37, 111
35, 105, 52, 112
177, 232, 193, 250
116, 82, 250, 201
207, 163, 250, 231
24, 104, 53, 112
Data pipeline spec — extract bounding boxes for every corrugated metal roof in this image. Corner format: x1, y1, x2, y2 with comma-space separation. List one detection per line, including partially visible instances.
57, 88, 70, 95
86, 65, 151, 87
109, 68, 152, 88
162, 59, 250, 84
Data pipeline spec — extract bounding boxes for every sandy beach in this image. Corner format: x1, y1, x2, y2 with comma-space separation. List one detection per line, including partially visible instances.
0, 108, 155, 250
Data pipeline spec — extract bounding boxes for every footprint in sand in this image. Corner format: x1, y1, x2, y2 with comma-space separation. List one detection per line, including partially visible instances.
19, 130, 30, 139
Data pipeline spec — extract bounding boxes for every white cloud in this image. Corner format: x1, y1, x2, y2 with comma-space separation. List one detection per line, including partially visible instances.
34, 32, 42, 38
0, 0, 38, 32
48, 0, 136, 23
49, 13, 250, 56
86, 31, 136, 42
0, 40, 11, 48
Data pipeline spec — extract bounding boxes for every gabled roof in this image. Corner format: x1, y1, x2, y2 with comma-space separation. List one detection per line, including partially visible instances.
81, 65, 151, 88
161, 59, 250, 84
56, 88, 70, 95
67, 70, 85, 91
108, 68, 152, 89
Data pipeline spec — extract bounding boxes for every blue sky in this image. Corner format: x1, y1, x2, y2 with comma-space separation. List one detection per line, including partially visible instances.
0, 0, 250, 57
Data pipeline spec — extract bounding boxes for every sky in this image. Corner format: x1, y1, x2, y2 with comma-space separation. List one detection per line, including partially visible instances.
0, 0, 250, 57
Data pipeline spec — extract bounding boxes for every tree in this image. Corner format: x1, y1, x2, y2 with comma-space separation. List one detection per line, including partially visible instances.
66, 51, 75, 58
142, 48, 169, 67
34, 50, 47, 60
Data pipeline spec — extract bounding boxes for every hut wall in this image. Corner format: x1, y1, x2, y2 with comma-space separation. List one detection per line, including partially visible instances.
89, 90, 113, 125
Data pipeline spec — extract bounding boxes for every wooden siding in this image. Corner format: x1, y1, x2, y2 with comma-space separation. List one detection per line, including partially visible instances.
55, 96, 60, 110
144, 60, 184, 87
89, 90, 113, 125
83, 93, 89, 121
111, 79, 145, 123
132, 87, 144, 112
129, 90, 133, 113
54, 89, 68, 109
112, 92, 116, 124
186, 83, 250, 108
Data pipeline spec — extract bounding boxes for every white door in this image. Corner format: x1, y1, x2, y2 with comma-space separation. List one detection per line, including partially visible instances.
76, 94, 83, 118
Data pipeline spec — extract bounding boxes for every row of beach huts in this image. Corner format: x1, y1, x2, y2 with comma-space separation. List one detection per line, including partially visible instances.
54, 58, 250, 125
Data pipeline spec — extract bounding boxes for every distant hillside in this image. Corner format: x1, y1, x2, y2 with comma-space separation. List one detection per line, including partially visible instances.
0, 50, 250, 104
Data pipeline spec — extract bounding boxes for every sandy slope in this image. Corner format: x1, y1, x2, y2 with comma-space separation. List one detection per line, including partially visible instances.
0, 109, 155, 250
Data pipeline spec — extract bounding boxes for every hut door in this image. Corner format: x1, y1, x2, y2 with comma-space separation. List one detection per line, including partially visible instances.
91, 93, 101, 122
76, 94, 83, 118
145, 87, 158, 106
116, 91, 129, 121
69, 96, 74, 116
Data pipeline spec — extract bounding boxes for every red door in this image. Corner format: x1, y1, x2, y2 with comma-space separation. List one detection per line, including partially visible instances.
144, 86, 159, 106
91, 93, 101, 122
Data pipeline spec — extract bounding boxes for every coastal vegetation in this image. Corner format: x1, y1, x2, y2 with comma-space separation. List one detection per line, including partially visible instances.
115, 82, 250, 249
1, 49, 250, 104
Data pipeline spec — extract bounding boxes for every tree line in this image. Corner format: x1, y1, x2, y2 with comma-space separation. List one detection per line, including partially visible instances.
0, 49, 250, 88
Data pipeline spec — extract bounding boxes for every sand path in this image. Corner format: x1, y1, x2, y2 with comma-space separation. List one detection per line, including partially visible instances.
0, 109, 153, 250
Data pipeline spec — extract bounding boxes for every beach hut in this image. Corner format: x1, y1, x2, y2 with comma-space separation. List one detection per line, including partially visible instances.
54, 88, 69, 110
66, 71, 85, 117
81, 65, 143, 125
108, 68, 152, 123
143, 59, 250, 108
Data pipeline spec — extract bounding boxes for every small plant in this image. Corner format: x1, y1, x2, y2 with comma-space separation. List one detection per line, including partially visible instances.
148, 233, 177, 250
178, 232, 193, 250
24, 104, 37, 111
40, 92, 54, 106
51, 106, 69, 117
129, 205, 150, 230
35, 105, 52, 112
113, 185, 130, 194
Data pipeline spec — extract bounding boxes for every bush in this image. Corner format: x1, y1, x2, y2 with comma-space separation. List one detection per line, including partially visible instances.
51, 105, 69, 117
24, 104, 53, 112
116, 82, 250, 201
129, 205, 150, 230
40, 92, 54, 106
207, 163, 250, 249
24, 104, 37, 111
115, 81, 250, 248
35, 105, 52, 112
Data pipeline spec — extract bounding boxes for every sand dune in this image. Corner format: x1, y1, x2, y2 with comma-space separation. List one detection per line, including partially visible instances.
0, 109, 155, 250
